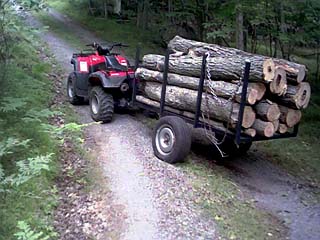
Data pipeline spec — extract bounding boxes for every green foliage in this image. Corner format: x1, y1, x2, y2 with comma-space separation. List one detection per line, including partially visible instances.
14, 221, 52, 240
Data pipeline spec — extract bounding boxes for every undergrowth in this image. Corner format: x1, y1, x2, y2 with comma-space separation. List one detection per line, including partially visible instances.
0, 8, 81, 240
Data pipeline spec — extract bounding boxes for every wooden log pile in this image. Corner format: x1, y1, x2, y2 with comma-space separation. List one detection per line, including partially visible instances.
135, 36, 311, 138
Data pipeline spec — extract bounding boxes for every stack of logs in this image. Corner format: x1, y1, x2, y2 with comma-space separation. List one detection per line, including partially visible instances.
135, 36, 311, 138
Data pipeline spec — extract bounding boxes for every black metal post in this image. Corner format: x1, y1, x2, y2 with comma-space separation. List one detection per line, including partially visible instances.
160, 50, 170, 117
194, 54, 207, 128
131, 45, 141, 104
235, 60, 251, 145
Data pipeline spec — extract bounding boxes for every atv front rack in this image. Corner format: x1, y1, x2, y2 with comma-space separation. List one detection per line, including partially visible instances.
131, 47, 299, 145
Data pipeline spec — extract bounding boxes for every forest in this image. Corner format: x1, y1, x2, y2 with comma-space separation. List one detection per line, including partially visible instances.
72, 0, 320, 84
0, 0, 320, 239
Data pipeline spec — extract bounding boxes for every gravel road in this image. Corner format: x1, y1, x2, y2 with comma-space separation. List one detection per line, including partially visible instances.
22, 7, 320, 240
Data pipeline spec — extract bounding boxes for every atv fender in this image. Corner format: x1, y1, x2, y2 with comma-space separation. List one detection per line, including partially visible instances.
88, 72, 127, 88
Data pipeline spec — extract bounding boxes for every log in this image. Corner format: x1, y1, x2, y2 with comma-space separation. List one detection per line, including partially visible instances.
243, 128, 257, 137
272, 120, 280, 133
249, 82, 266, 101
277, 82, 311, 109
142, 54, 265, 81
254, 100, 280, 122
135, 67, 259, 105
136, 95, 256, 137
278, 124, 288, 134
278, 105, 302, 128
252, 119, 275, 137
168, 35, 306, 82
263, 58, 306, 83
269, 67, 287, 96
139, 82, 256, 128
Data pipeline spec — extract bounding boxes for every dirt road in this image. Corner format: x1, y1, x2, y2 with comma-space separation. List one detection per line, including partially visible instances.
23, 8, 320, 240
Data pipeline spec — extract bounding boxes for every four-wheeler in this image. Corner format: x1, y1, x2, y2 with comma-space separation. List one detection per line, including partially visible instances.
67, 42, 135, 123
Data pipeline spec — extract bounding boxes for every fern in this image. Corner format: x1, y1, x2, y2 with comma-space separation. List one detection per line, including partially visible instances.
22, 108, 62, 123
14, 221, 50, 240
0, 137, 30, 157
9, 154, 53, 187
0, 97, 28, 112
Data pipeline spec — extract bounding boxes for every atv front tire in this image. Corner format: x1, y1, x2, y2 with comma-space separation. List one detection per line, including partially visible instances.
89, 86, 114, 123
152, 116, 191, 164
67, 73, 84, 105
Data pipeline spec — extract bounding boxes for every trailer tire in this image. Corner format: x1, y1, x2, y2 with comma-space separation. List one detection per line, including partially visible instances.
152, 116, 191, 164
67, 73, 84, 105
89, 86, 114, 123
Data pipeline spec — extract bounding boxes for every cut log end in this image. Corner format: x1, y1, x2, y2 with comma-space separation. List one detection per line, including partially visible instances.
299, 82, 311, 109
269, 67, 287, 96
279, 105, 302, 127
255, 100, 280, 122
278, 124, 288, 134
249, 83, 266, 101
242, 106, 256, 128
253, 119, 275, 137
263, 59, 275, 81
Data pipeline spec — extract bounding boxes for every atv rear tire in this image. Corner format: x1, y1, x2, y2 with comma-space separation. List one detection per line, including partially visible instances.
89, 86, 114, 123
67, 73, 84, 105
152, 116, 191, 164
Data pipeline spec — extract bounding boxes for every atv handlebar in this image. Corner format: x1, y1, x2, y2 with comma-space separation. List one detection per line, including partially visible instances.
85, 42, 129, 51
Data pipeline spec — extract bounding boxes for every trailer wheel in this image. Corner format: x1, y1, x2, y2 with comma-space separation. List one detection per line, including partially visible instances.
67, 73, 84, 105
152, 116, 191, 164
89, 86, 114, 123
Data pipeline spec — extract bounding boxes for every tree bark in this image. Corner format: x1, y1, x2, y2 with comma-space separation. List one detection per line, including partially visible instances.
139, 82, 256, 128
252, 119, 275, 137
168, 36, 306, 82
278, 105, 302, 127
135, 67, 259, 105
254, 100, 280, 122
142, 54, 265, 81
277, 82, 311, 109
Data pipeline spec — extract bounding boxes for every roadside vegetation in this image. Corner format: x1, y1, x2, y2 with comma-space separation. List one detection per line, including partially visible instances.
0, 1, 82, 239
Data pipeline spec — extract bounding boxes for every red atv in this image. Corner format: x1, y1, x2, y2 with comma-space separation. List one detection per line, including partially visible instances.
67, 42, 135, 123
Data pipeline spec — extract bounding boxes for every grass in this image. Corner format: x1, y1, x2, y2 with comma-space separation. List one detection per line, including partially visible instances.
257, 97, 320, 185
177, 153, 287, 240
0, 30, 60, 239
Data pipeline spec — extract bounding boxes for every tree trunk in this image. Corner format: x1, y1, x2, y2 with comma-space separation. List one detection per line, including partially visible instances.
278, 105, 302, 127
254, 100, 280, 122
113, 0, 121, 15
236, 3, 244, 50
142, 54, 265, 81
252, 119, 275, 137
168, 36, 306, 82
139, 82, 256, 128
277, 82, 311, 109
135, 67, 259, 105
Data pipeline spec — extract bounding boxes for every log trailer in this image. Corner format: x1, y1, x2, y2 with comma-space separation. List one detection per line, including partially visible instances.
130, 48, 299, 163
